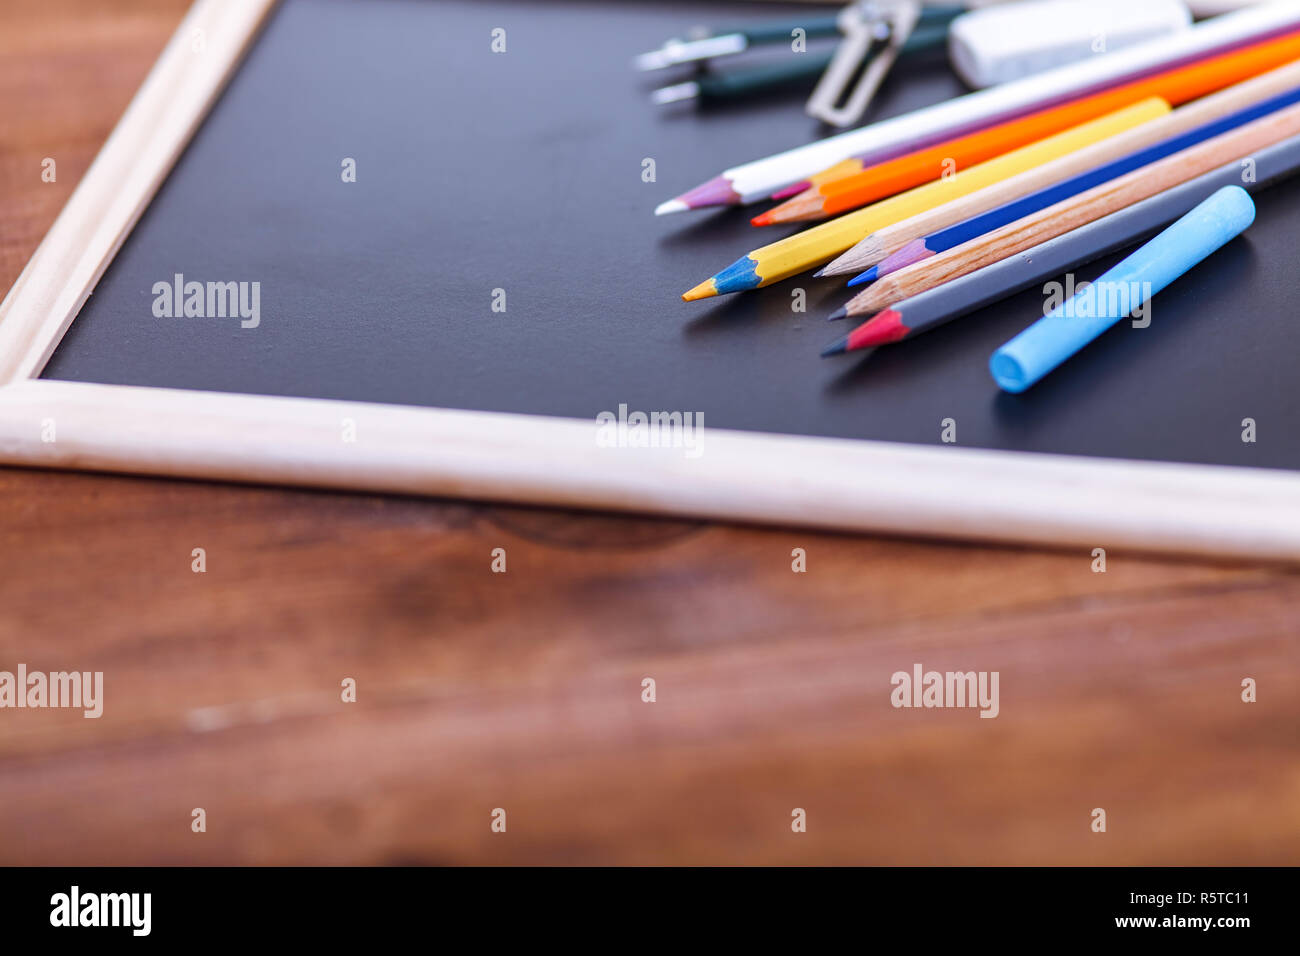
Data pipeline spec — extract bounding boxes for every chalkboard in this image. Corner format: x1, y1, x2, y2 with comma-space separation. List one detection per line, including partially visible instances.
41, 0, 1300, 471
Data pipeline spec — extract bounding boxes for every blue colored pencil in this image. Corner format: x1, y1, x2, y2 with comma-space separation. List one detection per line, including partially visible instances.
849, 82, 1300, 287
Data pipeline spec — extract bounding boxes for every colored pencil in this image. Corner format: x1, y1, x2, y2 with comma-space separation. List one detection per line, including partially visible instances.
757, 29, 1300, 226
828, 100, 1300, 321
679, 99, 1168, 301
653, 1, 1300, 214
856, 81, 1300, 285
820, 58, 1300, 278
990, 186, 1255, 392
820, 132, 1300, 356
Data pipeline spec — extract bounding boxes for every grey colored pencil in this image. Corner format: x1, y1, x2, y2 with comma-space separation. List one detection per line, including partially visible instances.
821, 131, 1300, 356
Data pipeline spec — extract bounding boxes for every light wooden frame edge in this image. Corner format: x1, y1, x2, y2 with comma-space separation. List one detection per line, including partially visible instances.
2, 0, 1299, 562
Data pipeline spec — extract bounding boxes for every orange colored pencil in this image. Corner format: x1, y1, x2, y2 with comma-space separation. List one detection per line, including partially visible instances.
754, 26, 1300, 226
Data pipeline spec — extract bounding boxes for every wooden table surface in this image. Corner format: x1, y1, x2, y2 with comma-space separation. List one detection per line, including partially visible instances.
1, 0, 1296, 866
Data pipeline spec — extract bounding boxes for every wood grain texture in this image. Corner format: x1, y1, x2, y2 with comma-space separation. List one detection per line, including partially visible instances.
0, 0, 1297, 866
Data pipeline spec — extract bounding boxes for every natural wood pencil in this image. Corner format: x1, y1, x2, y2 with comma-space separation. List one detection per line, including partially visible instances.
819, 58, 1300, 278
834, 99, 1300, 319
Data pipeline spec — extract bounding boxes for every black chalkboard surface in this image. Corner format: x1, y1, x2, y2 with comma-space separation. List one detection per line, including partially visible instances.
43, 0, 1300, 470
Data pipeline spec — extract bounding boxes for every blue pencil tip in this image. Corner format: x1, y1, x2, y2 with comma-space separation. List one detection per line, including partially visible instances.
820, 336, 849, 358
811, 267, 828, 278
826, 306, 847, 322
847, 266, 877, 287
711, 256, 763, 295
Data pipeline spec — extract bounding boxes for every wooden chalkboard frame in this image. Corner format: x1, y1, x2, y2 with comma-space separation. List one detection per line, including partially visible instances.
3, 0, 1300, 561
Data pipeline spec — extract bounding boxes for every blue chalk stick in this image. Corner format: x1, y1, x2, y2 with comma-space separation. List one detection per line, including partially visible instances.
989, 186, 1256, 394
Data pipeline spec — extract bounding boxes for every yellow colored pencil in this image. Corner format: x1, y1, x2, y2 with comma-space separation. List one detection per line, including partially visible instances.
681, 97, 1170, 301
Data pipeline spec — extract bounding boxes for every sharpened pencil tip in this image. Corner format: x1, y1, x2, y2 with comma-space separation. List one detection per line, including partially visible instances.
820, 336, 849, 358
750, 212, 773, 227
826, 306, 847, 322
682, 278, 717, 302
847, 266, 878, 288
811, 267, 827, 278
659, 175, 741, 214
846, 309, 910, 350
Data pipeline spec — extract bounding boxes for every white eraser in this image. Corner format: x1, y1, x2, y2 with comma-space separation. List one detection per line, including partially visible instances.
949, 0, 1193, 89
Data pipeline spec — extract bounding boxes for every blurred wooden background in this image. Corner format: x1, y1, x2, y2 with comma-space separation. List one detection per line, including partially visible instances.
0, 0, 1296, 865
